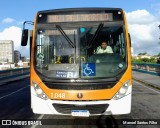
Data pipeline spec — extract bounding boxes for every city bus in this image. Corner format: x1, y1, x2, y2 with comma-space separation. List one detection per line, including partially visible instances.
21, 8, 132, 117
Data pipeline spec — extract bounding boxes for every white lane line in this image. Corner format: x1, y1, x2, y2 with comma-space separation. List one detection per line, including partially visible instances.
133, 80, 160, 94
31, 114, 44, 128
0, 86, 29, 100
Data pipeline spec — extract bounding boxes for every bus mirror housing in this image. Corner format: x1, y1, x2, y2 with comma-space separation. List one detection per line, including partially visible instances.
128, 33, 131, 47
21, 29, 29, 46
21, 21, 34, 46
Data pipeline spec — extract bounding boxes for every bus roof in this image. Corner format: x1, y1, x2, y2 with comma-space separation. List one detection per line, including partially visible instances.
37, 7, 123, 14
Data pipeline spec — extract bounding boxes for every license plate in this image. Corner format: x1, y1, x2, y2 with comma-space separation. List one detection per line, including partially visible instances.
71, 110, 90, 117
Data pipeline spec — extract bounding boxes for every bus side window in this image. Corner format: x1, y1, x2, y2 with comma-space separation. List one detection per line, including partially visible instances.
114, 41, 120, 53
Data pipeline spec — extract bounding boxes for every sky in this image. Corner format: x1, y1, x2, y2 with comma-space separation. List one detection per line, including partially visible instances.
0, 0, 160, 57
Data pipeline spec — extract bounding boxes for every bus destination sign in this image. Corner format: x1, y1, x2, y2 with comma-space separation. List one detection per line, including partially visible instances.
47, 13, 113, 23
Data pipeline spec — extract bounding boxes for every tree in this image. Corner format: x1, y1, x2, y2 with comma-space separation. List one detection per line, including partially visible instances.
157, 57, 160, 64
138, 52, 147, 55
141, 58, 150, 62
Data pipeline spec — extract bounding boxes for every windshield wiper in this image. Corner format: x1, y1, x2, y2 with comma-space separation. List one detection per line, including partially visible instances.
56, 25, 75, 48
87, 23, 104, 48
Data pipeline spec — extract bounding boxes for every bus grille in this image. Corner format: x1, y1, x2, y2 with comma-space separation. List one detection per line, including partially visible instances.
44, 82, 116, 90
53, 103, 109, 114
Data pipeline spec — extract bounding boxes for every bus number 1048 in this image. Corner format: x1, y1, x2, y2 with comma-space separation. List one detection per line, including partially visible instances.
51, 93, 66, 99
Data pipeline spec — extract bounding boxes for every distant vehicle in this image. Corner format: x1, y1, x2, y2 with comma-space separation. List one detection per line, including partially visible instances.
21, 8, 132, 117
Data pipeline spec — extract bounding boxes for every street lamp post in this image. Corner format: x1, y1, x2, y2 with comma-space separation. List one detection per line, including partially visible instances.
159, 25, 160, 41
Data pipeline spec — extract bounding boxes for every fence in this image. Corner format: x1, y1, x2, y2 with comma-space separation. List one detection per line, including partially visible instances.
0, 68, 30, 80
132, 63, 160, 76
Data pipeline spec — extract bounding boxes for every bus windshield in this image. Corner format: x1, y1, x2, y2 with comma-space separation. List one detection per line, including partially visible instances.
35, 23, 127, 79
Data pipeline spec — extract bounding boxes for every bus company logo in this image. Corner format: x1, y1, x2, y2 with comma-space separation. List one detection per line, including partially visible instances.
2, 120, 11, 125
77, 93, 83, 99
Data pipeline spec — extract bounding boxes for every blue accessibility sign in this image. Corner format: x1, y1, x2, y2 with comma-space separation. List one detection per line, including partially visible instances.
82, 63, 96, 76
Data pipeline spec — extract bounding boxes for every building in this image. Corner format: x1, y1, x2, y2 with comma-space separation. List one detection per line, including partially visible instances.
14, 50, 21, 63
0, 63, 15, 70
17, 60, 29, 67
138, 53, 151, 59
0, 40, 14, 63
26, 58, 30, 63
21, 56, 26, 62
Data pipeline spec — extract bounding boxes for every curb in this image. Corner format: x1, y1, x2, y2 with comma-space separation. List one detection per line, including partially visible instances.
133, 77, 160, 91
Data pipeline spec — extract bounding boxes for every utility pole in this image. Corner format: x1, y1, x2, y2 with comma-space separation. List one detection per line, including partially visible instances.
158, 25, 160, 63
159, 25, 160, 43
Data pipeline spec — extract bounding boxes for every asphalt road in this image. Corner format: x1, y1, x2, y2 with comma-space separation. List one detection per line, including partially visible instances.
0, 77, 160, 128
0, 78, 34, 120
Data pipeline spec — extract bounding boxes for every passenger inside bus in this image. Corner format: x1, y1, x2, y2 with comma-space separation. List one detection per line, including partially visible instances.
96, 41, 113, 54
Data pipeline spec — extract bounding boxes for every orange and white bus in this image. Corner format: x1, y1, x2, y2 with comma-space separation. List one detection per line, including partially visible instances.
21, 8, 132, 117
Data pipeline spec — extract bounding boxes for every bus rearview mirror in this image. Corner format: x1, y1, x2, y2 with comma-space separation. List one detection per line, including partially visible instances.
128, 33, 131, 47
21, 29, 28, 46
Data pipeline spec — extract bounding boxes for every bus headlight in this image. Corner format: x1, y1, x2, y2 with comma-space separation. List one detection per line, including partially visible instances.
32, 81, 48, 100
113, 80, 130, 100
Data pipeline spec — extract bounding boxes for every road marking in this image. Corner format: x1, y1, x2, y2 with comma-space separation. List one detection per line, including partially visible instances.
31, 114, 44, 128
133, 80, 160, 94
0, 86, 29, 100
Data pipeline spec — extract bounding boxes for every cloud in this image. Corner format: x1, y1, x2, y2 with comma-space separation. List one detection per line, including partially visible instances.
0, 26, 30, 57
127, 9, 156, 24
126, 9, 160, 55
2, 18, 15, 23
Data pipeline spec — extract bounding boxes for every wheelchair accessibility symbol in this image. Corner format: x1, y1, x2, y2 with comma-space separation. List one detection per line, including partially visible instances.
83, 63, 96, 76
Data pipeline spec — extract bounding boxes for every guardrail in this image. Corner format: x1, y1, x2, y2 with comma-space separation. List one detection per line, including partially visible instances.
132, 63, 160, 76
0, 68, 30, 80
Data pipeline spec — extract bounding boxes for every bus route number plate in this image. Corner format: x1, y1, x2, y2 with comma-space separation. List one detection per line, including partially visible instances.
71, 110, 90, 117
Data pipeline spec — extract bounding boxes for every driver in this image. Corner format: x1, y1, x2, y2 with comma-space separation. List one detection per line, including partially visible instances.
96, 41, 113, 54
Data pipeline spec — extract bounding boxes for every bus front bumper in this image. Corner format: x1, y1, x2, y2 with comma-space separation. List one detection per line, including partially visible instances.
31, 86, 132, 116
